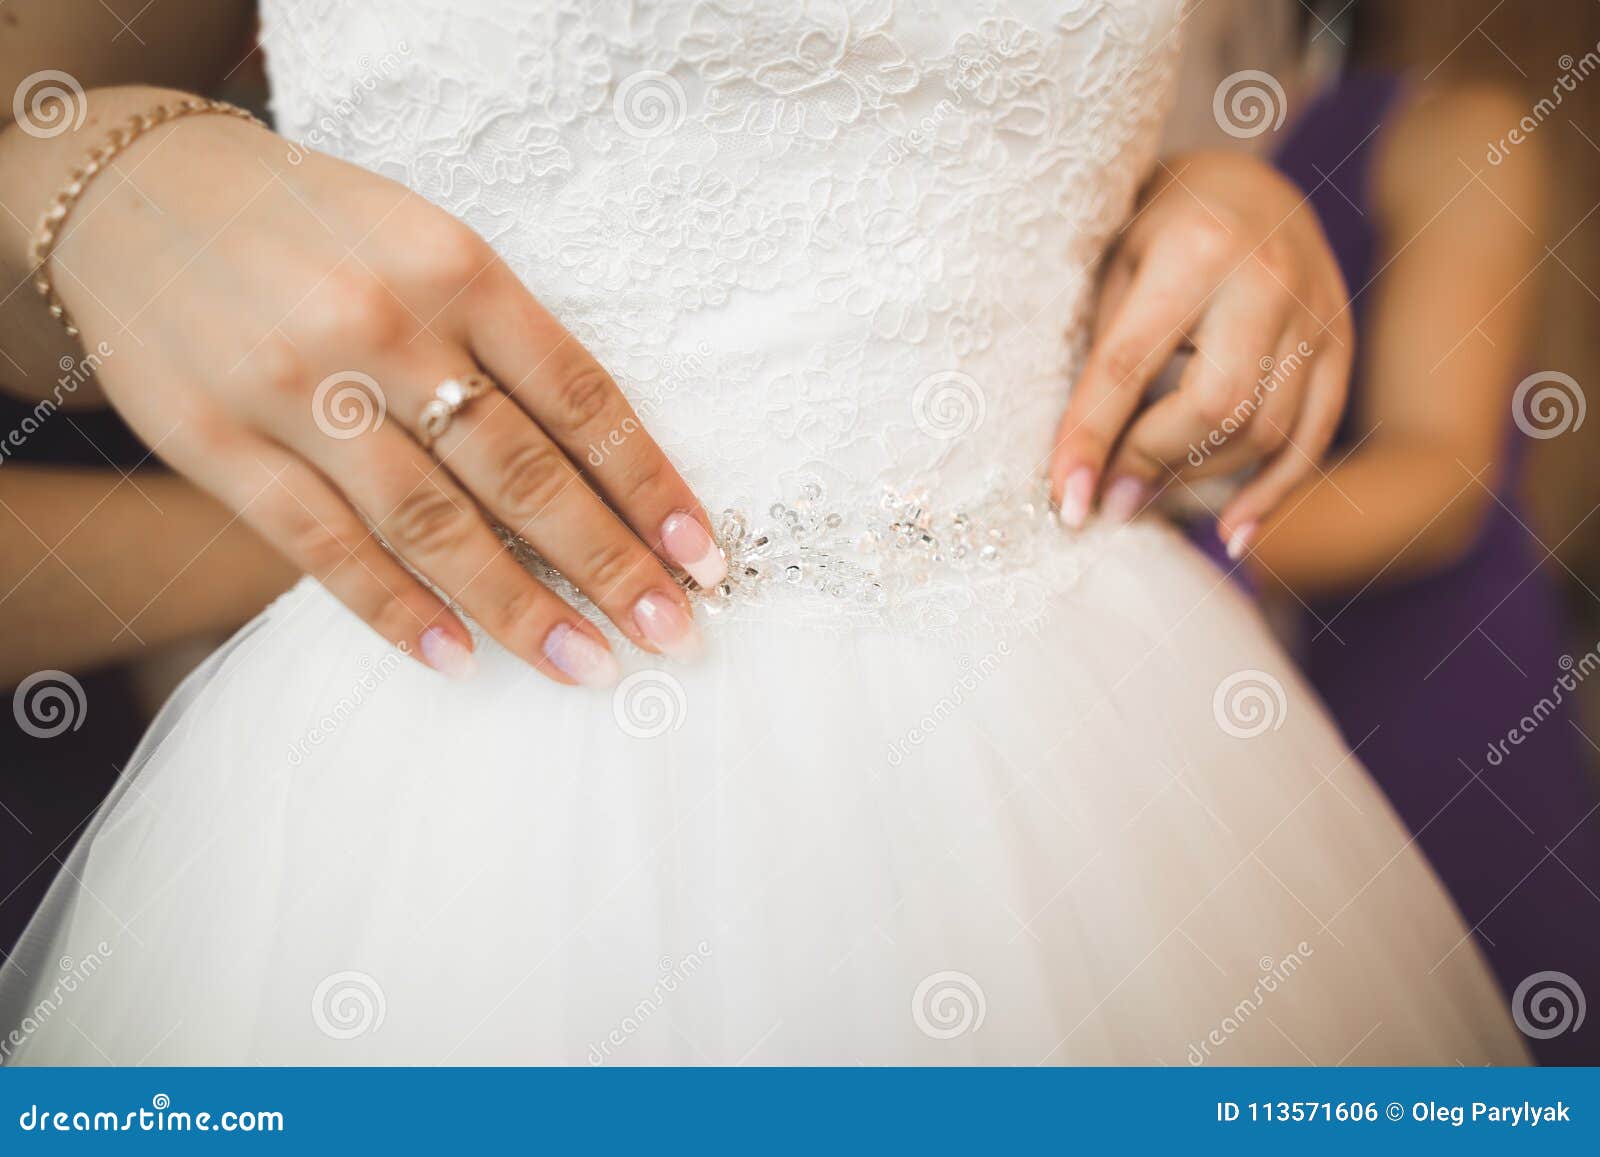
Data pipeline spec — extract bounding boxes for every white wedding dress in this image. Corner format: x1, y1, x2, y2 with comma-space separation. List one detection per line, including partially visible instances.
2, 0, 1527, 1065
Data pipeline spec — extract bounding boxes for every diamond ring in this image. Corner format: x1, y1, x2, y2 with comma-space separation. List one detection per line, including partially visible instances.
416, 373, 496, 452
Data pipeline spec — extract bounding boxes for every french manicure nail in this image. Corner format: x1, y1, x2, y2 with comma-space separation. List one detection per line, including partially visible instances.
1100, 476, 1148, 525
660, 511, 727, 589
1060, 466, 1095, 529
542, 623, 621, 688
419, 627, 476, 679
632, 590, 704, 661
1225, 522, 1259, 562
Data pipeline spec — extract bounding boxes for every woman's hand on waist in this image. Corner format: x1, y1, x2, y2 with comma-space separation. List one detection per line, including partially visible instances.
3, 87, 723, 685
1048, 150, 1353, 561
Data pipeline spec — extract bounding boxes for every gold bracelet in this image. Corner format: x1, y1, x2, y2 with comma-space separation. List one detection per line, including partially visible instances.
29, 96, 265, 339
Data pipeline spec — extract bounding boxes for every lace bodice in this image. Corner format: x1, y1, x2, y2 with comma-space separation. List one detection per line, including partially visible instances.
260, 0, 1184, 633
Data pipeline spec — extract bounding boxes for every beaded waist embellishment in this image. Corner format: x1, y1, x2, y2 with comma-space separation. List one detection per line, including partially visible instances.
499, 478, 1074, 635
697, 479, 1059, 613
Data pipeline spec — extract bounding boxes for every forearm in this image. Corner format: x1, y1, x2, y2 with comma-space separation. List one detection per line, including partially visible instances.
0, 83, 206, 403
0, 1, 254, 398
1247, 436, 1497, 600
0, 1, 255, 114
0, 464, 297, 684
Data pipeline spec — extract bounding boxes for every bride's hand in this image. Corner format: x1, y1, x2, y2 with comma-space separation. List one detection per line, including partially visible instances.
39, 96, 724, 685
1048, 150, 1353, 559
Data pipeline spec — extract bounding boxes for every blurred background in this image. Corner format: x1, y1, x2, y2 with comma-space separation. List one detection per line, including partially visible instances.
4, 0, 1600, 1053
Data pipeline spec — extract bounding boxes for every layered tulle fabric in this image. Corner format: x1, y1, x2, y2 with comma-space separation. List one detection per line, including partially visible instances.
1, 524, 1525, 1064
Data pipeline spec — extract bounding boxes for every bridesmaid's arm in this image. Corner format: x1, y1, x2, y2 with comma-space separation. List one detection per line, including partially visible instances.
0, 464, 295, 685
1247, 83, 1546, 599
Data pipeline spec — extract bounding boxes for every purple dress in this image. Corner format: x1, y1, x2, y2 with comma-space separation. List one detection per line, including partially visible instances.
1267, 73, 1600, 1064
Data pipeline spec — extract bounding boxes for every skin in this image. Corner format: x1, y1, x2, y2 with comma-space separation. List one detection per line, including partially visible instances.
0, 464, 297, 685
1, 3, 1357, 684
1, 87, 718, 686
1246, 84, 1546, 598
0, 0, 257, 404
1048, 150, 1354, 555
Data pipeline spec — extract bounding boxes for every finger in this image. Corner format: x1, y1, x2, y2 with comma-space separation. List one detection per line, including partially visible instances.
283, 411, 621, 689
402, 349, 703, 661
463, 266, 727, 590
1096, 274, 1293, 520
158, 418, 477, 678
1101, 354, 1296, 493
1220, 337, 1352, 558
1049, 246, 1207, 526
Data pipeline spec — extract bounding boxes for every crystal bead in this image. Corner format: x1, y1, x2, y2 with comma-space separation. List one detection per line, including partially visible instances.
501, 476, 1058, 625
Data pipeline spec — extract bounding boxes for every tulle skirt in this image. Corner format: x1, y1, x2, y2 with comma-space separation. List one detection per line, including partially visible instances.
0, 523, 1526, 1064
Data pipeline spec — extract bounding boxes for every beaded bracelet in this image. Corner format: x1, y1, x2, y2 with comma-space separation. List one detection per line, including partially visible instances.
29, 97, 265, 338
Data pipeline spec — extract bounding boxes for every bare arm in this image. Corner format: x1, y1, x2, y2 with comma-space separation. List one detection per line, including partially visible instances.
0, 0, 255, 99
0, 0, 255, 403
0, 9, 722, 683
1248, 84, 1545, 598
0, 463, 295, 685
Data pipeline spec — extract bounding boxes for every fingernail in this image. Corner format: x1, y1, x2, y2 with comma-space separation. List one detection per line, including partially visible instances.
1225, 522, 1259, 562
542, 623, 620, 688
419, 627, 476, 679
632, 590, 704, 661
1060, 466, 1095, 529
660, 511, 727, 589
1100, 476, 1148, 525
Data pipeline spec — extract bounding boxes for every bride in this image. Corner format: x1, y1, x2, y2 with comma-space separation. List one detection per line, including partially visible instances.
0, 0, 1526, 1063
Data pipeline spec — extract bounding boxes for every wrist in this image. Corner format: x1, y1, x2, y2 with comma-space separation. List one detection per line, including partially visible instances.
0, 85, 181, 273
30, 93, 265, 335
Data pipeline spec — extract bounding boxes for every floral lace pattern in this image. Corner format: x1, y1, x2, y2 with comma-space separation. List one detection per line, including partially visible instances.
261, 0, 1184, 635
